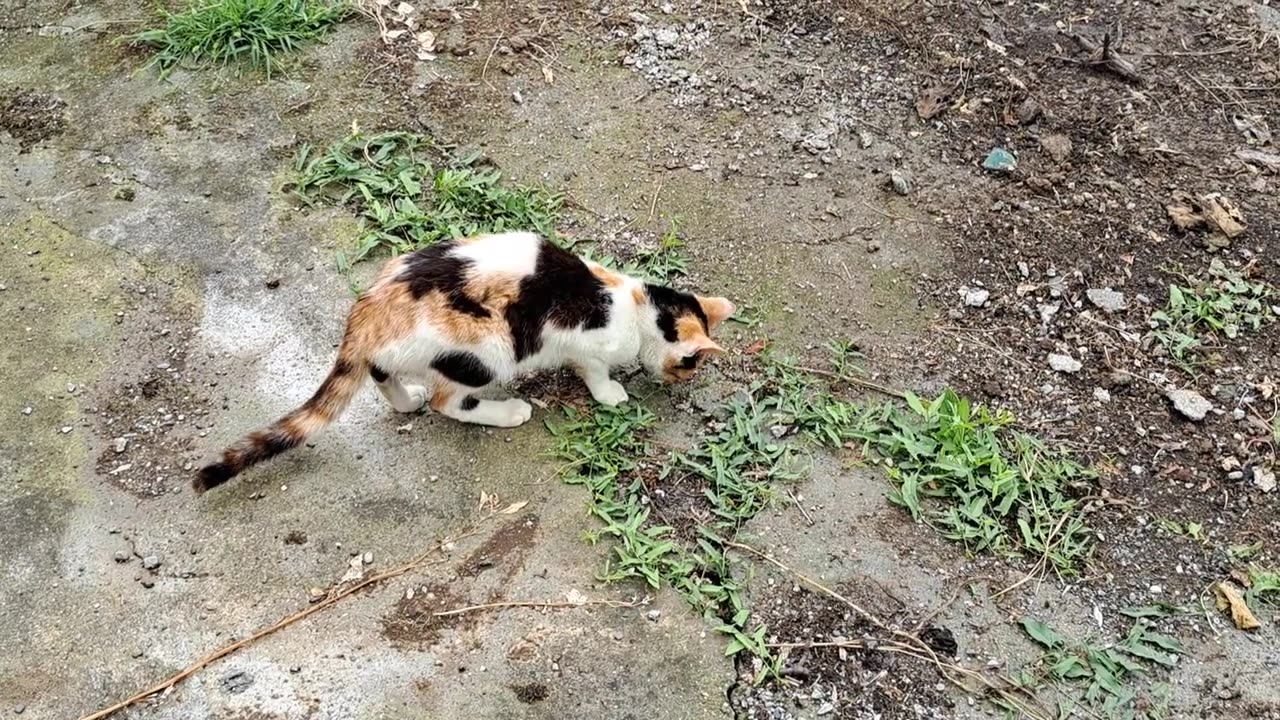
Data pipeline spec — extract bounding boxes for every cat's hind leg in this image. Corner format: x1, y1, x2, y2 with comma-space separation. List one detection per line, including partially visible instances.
370, 365, 428, 413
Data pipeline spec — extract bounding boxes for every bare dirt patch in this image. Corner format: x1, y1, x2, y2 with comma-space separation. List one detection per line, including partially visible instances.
380, 581, 468, 649
457, 512, 541, 581
0, 88, 66, 151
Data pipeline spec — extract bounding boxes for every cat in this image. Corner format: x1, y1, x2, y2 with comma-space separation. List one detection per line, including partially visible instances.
193, 231, 735, 493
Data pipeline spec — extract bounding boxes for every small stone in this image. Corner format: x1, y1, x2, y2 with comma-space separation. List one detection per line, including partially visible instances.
982, 147, 1018, 173
265, 278, 281, 289
1086, 288, 1127, 313
769, 424, 790, 438
889, 170, 911, 195
113, 437, 129, 453
290, 665, 302, 674
362, 551, 374, 565
1166, 388, 1211, 421
130, 647, 144, 659
1048, 353, 1082, 373
1017, 261, 1030, 278
141, 555, 161, 571
59, 426, 73, 434
113, 551, 130, 563
113, 186, 136, 202
612, 630, 624, 641
857, 130, 874, 148
1040, 133, 1073, 163
21, 407, 32, 416
140, 578, 155, 589
865, 240, 881, 253
13, 705, 24, 715
645, 609, 662, 622
963, 288, 990, 307
1093, 388, 1111, 402
221, 671, 253, 694
66, 383, 76, 393
512, 90, 524, 104
1254, 467, 1276, 493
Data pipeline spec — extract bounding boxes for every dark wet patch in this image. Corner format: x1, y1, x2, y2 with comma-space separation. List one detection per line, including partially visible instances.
0, 88, 67, 151
380, 582, 467, 649
457, 513, 540, 581
283, 530, 308, 545
732, 583, 954, 720
511, 682, 549, 704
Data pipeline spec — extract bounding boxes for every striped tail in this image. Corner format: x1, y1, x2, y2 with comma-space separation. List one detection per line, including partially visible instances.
193, 355, 366, 494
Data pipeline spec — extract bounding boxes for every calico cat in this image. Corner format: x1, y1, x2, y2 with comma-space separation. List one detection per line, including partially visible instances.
194, 231, 735, 493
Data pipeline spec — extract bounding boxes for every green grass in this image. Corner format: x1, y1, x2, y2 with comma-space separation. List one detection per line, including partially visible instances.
291, 129, 563, 275
1246, 566, 1280, 612
1017, 617, 1184, 720
766, 357, 1096, 575
1149, 259, 1274, 370
128, 0, 351, 78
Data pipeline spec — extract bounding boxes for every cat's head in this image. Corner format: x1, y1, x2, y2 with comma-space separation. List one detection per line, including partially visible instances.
640, 285, 735, 383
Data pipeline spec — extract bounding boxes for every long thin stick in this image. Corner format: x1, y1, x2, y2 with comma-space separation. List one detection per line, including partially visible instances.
78, 520, 491, 720
433, 597, 643, 617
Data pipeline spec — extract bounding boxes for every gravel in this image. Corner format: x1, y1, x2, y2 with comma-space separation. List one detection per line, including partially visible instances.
1086, 288, 1127, 313
141, 555, 161, 571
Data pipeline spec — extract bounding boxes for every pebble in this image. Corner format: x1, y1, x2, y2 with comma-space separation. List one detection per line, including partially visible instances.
889, 170, 911, 195
1166, 388, 1211, 421
1086, 288, 1127, 313
963, 288, 990, 307
511, 90, 524, 105
21, 407, 32, 416
362, 551, 374, 565
141, 555, 161, 570
60, 426, 73, 434
113, 437, 129, 453
982, 147, 1018, 172
1048, 353, 1082, 373
1093, 388, 1111, 402
645, 609, 662, 622
113, 551, 130, 563
13, 705, 24, 715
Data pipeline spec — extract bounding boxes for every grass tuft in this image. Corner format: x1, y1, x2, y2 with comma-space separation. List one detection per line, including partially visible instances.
128, 0, 352, 78
291, 128, 562, 272
1016, 616, 1184, 719
1149, 259, 1274, 370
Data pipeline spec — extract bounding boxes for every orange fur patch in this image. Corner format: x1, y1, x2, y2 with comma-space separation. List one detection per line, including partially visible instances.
675, 314, 705, 342
430, 386, 453, 412
631, 286, 646, 305
589, 264, 625, 288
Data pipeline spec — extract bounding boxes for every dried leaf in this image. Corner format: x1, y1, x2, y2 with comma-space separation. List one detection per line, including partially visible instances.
500, 500, 530, 514
1200, 195, 1246, 239
339, 555, 364, 584
385, 28, 406, 40
1165, 202, 1204, 232
915, 83, 952, 121
395, 2, 415, 15
744, 339, 768, 355
541, 65, 555, 85
1214, 581, 1261, 630
415, 29, 436, 51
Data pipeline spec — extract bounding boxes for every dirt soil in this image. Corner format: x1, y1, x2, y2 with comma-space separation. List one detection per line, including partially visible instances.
2, 0, 1278, 719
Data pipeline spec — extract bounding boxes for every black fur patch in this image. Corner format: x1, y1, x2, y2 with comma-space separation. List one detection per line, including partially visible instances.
506, 238, 611, 360
399, 243, 490, 317
675, 354, 699, 370
369, 365, 390, 384
460, 396, 480, 411
644, 284, 708, 342
193, 462, 233, 493
246, 430, 299, 464
332, 358, 354, 376
432, 351, 494, 387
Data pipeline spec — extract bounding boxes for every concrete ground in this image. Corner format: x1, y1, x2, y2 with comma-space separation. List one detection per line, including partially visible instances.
2, 2, 1277, 720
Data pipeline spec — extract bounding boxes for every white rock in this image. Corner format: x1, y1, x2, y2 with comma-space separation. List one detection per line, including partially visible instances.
963, 288, 990, 307
1093, 388, 1111, 402
1048, 353, 1082, 373
1166, 388, 1211, 421
1087, 288, 1127, 313
1255, 467, 1276, 493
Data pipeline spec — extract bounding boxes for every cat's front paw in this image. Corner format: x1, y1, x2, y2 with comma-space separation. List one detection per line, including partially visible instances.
591, 380, 629, 407
493, 399, 534, 427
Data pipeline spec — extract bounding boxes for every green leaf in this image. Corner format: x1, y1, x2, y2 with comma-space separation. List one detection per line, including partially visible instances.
1020, 617, 1064, 649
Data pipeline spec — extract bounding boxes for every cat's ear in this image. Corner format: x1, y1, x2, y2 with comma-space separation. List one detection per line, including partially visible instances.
692, 336, 725, 358
696, 296, 736, 330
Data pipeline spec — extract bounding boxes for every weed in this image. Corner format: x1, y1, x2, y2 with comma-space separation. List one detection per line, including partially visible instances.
1229, 542, 1264, 560
128, 0, 351, 78
292, 128, 562, 266
825, 339, 866, 381
1149, 259, 1274, 369
1018, 616, 1185, 719
1246, 566, 1280, 610
1154, 518, 1207, 545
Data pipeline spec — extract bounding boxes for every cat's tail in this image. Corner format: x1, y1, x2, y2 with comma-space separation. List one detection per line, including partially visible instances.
193, 351, 368, 494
